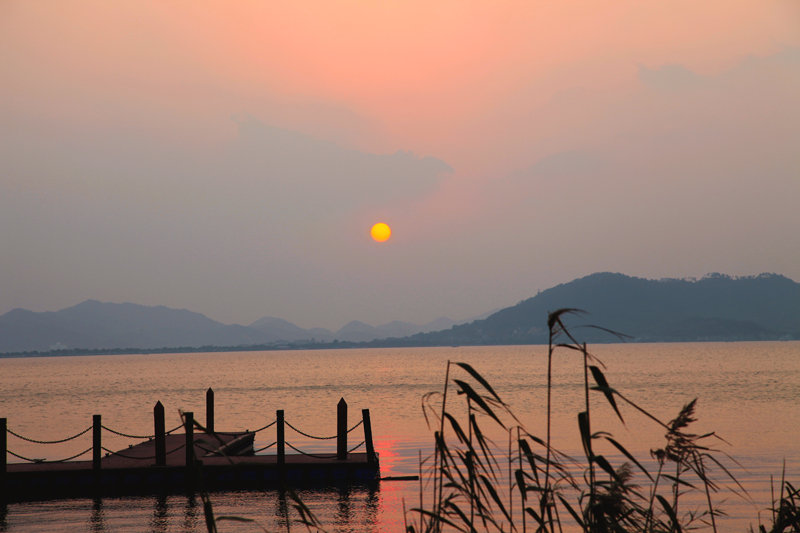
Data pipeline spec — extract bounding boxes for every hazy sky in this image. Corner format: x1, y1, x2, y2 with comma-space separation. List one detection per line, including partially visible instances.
2, 1, 799, 330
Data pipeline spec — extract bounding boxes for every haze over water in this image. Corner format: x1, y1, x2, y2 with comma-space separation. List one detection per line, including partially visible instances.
2, 342, 798, 531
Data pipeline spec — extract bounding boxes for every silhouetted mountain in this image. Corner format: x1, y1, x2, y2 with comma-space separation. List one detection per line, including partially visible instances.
335, 320, 380, 342
0, 301, 457, 353
424, 316, 460, 332
333, 317, 459, 342
3, 273, 798, 354
247, 316, 459, 343
0, 300, 272, 353
389, 273, 800, 346
248, 316, 335, 342
334, 320, 413, 342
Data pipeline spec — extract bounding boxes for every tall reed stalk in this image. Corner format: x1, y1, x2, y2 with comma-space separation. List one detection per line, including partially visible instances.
406, 309, 797, 533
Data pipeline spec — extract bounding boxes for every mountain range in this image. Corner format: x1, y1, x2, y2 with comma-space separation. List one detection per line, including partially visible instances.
385, 272, 800, 346
0, 300, 458, 354
1, 272, 799, 355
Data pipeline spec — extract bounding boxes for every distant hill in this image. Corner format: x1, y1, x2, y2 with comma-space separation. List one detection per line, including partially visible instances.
2, 273, 798, 355
248, 316, 334, 343
0, 301, 457, 354
332, 318, 458, 342
246, 316, 457, 343
0, 300, 272, 353
382, 273, 800, 346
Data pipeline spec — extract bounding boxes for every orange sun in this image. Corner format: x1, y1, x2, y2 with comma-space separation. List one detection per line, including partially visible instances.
370, 222, 391, 242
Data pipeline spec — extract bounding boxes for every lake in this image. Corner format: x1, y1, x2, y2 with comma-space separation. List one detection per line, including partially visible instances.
1, 341, 799, 531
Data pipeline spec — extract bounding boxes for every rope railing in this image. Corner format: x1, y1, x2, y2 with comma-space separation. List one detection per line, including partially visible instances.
100, 440, 185, 461
165, 423, 184, 435
285, 440, 339, 459
284, 420, 337, 440
284, 419, 362, 440
251, 419, 277, 433
7, 446, 92, 463
1, 397, 376, 472
7, 449, 45, 463
102, 446, 154, 461
5, 421, 184, 446
6, 425, 93, 445
165, 442, 186, 456
102, 422, 184, 438
348, 440, 366, 453
101, 424, 154, 440
253, 441, 277, 454
194, 443, 218, 456
10, 438, 365, 464
282, 439, 365, 458
50, 447, 94, 463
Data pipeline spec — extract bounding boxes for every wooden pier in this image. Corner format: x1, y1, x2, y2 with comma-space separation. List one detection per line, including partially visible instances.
1, 393, 379, 502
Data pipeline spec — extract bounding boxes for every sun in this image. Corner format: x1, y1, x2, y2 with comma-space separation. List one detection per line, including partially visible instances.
370, 222, 391, 242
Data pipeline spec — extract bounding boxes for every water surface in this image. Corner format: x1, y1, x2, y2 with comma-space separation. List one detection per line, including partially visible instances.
1, 342, 798, 531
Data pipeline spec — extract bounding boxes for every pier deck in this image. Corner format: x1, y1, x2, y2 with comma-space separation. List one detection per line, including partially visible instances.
2, 432, 378, 502
1, 395, 380, 502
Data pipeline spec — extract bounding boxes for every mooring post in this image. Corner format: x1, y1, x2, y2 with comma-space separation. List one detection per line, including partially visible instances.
337, 398, 347, 460
206, 388, 215, 434
1, 417, 7, 476
362, 409, 376, 464
184, 411, 194, 468
276, 410, 285, 466
154, 401, 166, 466
92, 414, 101, 470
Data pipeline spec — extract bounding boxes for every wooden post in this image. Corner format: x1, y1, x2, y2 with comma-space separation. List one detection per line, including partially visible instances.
362, 409, 376, 464
154, 401, 166, 466
276, 410, 285, 466
184, 411, 194, 468
92, 414, 101, 470
206, 388, 215, 433
337, 398, 347, 460
1, 418, 6, 476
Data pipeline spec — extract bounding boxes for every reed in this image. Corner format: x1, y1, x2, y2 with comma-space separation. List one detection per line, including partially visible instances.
405, 309, 799, 533
194, 310, 798, 532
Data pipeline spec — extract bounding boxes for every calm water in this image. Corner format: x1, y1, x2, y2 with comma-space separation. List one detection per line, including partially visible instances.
1, 342, 799, 531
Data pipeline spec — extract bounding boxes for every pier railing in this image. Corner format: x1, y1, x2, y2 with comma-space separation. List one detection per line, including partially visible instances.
1, 390, 377, 473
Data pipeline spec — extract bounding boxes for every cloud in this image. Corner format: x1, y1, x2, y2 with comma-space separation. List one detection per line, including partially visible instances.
226, 116, 451, 219
523, 150, 605, 179
637, 64, 700, 91
460, 46, 800, 286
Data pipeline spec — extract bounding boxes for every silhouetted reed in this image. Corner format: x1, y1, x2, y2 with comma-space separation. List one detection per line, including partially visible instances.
195, 310, 798, 532
405, 309, 799, 533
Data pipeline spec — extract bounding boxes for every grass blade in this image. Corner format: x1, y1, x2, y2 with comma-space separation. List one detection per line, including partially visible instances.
657, 494, 683, 532
453, 379, 505, 428
455, 362, 503, 404
589, 365, 625, 424
557, 495, 585, 529
604, 436, 654, 481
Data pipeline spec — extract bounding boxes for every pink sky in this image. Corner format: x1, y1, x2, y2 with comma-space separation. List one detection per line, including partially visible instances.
1, 1, 799, 328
